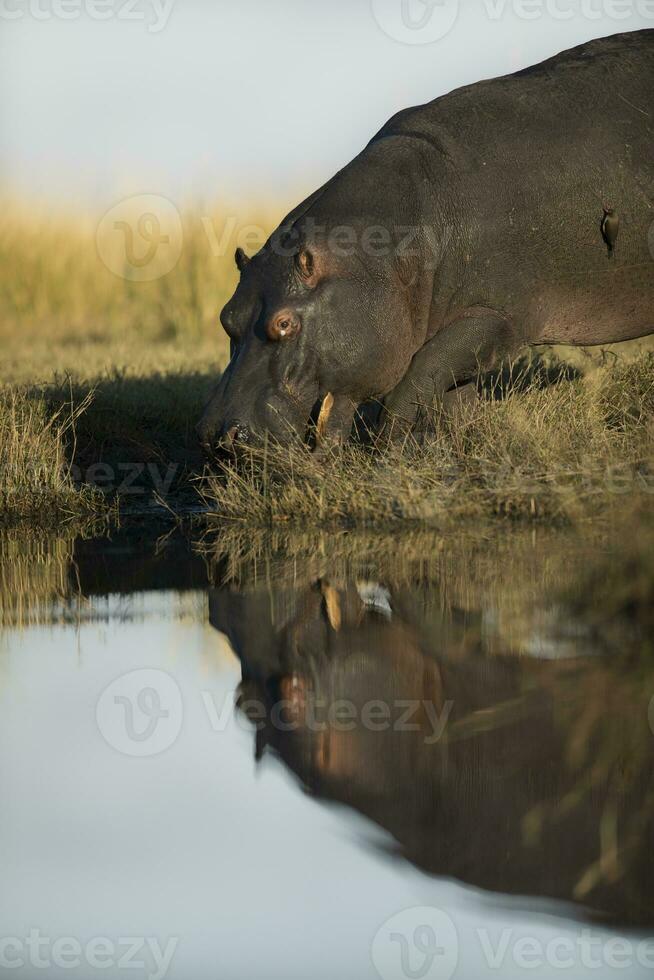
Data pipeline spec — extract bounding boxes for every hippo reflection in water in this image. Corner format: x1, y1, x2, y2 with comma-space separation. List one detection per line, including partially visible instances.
210, 577, 654, 926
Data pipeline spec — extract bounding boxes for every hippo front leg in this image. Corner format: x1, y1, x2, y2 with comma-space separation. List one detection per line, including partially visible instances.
381, 312, 518, 440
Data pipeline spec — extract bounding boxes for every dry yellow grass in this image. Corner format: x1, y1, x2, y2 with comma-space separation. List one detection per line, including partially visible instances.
0, 384, 107, 525
202, 351, 654, 528
0, 197, 281, 523
0, 197, 285, 382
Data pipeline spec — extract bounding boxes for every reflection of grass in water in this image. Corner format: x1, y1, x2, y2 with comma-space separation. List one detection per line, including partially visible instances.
203, 351, 654, 529
523, 657, 654, 909
566, 530, 654, 651
204, 520, 575, 590
519, 533, 654, 909
0, 531, 210, 630
0, 532, 80, 629
202, 509, 652, 655
562, 535, 654, 903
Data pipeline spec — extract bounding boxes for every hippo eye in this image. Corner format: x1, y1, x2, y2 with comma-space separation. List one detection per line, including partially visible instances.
267, 311, 302, 342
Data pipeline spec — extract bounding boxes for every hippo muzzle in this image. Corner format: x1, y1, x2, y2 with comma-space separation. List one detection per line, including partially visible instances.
197, 345, 320, 456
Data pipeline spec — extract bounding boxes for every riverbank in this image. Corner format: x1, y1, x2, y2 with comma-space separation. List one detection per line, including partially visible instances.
2, 203, 653, 531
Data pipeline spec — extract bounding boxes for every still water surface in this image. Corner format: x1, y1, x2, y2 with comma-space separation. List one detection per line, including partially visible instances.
0, 528, 652, 980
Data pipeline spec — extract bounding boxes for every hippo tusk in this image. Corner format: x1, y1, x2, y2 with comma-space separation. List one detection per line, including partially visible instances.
321, 582, 342, 632
315, 392, 335, 447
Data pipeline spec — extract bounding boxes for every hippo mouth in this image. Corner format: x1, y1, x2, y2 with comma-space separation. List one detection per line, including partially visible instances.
201, 390, 337, 459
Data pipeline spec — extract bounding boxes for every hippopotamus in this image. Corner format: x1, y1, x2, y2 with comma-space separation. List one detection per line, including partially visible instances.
198, 30, 654, 451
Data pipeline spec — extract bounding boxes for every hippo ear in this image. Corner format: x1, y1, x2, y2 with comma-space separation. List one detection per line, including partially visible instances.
296, 248, 315, 282
235, 247, 250, 273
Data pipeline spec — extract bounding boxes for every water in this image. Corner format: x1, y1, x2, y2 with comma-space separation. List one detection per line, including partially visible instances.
0, 525, 652, 980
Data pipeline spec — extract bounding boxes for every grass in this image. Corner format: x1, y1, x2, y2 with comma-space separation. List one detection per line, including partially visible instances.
0, 196, 284, 381
0, 198, 278, 525
1, 197, 653, 529
0, 384, 107, 526
202, 350, 654, 529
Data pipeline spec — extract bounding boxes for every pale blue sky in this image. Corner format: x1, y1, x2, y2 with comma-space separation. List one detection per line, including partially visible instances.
2, 0, 653, 212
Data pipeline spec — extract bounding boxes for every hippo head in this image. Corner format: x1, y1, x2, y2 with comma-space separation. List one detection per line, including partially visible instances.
197, 218, 416, 453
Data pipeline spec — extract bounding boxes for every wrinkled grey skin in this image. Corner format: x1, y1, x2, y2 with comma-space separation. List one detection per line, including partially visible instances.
198, 30, 654, 452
